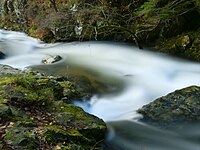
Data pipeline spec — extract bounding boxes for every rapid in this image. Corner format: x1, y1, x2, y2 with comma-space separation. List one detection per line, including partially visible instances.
1, 30, 200, 150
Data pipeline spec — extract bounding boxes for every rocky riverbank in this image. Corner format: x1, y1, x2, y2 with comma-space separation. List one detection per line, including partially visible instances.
0, 65, 106, 149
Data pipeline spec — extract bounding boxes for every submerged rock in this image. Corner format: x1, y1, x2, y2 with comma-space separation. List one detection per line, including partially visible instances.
0, 67, 106, 149
138, 86, 200, 127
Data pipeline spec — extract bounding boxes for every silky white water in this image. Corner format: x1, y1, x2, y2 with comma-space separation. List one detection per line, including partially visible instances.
1, 30, 200, 149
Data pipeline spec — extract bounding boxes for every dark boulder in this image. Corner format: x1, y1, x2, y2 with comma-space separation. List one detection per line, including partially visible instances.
138, 86, 200, 127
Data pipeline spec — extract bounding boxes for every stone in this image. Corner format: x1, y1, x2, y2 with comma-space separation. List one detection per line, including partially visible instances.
138, 86, 200, 125
175, 35, 190, 49
0, 68, 106, 149
0, 64, 22, 75
41, 55, 62, 64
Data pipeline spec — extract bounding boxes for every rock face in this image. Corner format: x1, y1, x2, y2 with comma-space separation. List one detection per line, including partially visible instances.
0, 66, 106, 149
138, 86, 200, 126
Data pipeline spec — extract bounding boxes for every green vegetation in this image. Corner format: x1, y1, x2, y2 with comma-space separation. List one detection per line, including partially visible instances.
0, 72, 106, 149
1, 0, 200, 60
134, 0, 200, 42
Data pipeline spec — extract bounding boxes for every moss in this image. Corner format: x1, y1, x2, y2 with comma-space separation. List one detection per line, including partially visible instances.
48, 101, 106, 143
4, 122, 39, 149
58, 81, 81, 102
0, 103, 11, 120
0, 70, 106, 149
0, 76, 56, 108
44, 125, 70, 145
155, 30, 200, 61
138, 86, 200, 126
44, 125, 93, 147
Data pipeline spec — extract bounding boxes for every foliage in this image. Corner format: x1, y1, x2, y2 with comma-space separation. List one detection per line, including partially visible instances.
134, 0, 200, 44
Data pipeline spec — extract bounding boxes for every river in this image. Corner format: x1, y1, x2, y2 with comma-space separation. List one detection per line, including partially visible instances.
1, 29, 200, 150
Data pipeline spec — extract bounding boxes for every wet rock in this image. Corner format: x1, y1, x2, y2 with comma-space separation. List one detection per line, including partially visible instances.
138, 86, 200, 126
0, 51, 5, 59
0, 64, 22, 75
0, 68, 106, 149
42, 55, 62, 64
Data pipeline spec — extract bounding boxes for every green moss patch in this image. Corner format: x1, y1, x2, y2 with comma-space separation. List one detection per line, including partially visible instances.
0, 71, 106, 149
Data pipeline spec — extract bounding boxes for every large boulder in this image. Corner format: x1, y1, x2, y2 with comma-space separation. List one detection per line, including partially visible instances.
138, 86, 200, 127
0, 66, 106, 149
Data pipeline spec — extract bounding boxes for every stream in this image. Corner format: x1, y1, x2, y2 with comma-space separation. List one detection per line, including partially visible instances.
1, 29, 200, 150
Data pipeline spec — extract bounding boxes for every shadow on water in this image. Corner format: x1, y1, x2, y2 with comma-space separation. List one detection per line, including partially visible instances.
104, 120, 200, 150
29, 61, 126, 97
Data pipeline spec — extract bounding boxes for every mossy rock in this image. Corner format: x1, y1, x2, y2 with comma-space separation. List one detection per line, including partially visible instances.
138, 86, 200, 127
0, 67, 106, 149
0, 102, 12, 123
48, 101, 106, 143
155, 30, 200, 61
58, 80, 82, 101
4, 122, 39, 150
0, 75, 63, 108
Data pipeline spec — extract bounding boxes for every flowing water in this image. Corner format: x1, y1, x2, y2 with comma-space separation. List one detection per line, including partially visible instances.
1, 30, 200, 149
